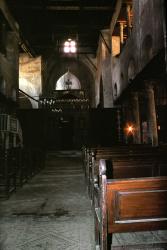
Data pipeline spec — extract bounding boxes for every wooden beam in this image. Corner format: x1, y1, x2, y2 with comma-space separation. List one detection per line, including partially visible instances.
47, 6, 114, 11
110, 0, 123, 35
0, 0, 35, 57
0, 0, 20, 39
6, 3, 114, 11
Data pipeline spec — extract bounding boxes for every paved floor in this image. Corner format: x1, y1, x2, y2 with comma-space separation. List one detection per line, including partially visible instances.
0, 150, 167, 250
0, 151, 94, 250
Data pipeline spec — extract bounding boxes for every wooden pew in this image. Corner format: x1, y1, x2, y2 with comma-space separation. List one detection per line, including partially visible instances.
94, 159, 167, 250
84, 146, 130, 196
88, 145, 167, 201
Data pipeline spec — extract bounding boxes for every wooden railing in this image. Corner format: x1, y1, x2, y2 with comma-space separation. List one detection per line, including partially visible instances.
0, 147, 45, 199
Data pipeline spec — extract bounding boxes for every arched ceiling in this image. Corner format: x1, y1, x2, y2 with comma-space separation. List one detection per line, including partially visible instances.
5, 0, 117, 56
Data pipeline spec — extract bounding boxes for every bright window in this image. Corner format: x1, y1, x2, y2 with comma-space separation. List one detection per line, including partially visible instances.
64, 39, 77, 53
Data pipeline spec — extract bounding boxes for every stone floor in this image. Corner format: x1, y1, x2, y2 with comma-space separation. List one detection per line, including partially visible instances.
0, 150, 94, 250
0, 150, 167, 250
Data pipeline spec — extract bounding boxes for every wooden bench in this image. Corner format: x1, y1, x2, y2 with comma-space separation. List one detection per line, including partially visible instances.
94, 159, 167, 250
88, 146, 167, 201
83, 146, 131, 195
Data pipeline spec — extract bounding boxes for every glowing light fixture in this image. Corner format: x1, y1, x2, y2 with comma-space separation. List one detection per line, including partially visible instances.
125, 123, 135, 135
127, 125, 133, 133
64, 39, 77, 53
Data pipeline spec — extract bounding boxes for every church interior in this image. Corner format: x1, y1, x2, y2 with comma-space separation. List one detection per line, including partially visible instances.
0, 0, 167, 249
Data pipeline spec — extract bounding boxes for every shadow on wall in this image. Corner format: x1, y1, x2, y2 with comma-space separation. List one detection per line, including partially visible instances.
128, 58, 136, 81
141, 34, 153, 66
19, 92, 33, 109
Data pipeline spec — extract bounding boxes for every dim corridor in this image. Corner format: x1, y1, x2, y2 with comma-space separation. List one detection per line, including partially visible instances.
0, 151, 94, 250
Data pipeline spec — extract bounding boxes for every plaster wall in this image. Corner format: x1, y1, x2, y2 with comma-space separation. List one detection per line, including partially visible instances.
112, 0, 165, 99
95, 38, 113, 108
19, 54, 42, 108
135, 0, 164, 70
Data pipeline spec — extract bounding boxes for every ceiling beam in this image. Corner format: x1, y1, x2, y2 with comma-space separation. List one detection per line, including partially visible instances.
29, 25, 109, 33
46, 6, 114, 11
48, 0, 112, 3
0, 0, 20, 39
6, 4, 114, 11
32, 44, 97, 48
0, 0, 35, 57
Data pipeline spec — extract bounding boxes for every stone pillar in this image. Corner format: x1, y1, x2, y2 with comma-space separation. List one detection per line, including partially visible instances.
131, 92, 141, 143
6, 31, 19, 100
145, 83, 158, 146
6, 32, 19, 67
119, 22, 124, 45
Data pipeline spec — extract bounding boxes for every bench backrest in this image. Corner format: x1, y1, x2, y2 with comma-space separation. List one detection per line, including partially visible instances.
99, 159, 167, 234
107, 176, 167, 233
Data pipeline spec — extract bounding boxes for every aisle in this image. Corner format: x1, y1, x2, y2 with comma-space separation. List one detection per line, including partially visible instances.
0, 151, 94, 250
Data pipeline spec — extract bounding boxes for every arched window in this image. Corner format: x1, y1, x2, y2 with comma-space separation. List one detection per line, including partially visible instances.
55, 70, 81, 90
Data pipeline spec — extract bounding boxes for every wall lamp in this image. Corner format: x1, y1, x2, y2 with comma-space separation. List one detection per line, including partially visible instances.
125, 123, 135, 135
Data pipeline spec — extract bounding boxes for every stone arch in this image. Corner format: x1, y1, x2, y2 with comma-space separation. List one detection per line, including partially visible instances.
43, 56, 94, 105
55, 70, 81, 90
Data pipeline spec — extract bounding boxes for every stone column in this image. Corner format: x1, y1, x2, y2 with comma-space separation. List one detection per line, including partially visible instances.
119, 22, 124, 46
145, 83, 158, 146
131, 92, 141, 143
6, 31, 19, 101
6, 32, 19, 68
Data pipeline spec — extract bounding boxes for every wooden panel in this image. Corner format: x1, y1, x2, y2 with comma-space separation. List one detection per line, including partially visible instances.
107, 177, 167, 233
113, 165, 154, 178
117, 190, 167, 219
